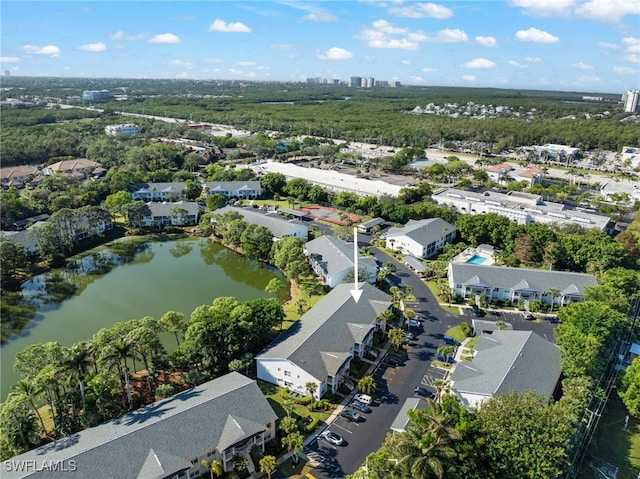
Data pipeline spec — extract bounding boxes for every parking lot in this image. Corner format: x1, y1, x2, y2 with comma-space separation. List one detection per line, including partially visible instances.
460, 307, 558, 343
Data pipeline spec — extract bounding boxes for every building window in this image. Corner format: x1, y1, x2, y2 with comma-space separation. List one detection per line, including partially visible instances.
284, 370, 291, 377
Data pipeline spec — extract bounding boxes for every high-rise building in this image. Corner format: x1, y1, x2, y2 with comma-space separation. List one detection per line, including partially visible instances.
622, 90, 640, 113
83, 90, 110, 101
362, 77, 374, 88
349, 76, 362, 88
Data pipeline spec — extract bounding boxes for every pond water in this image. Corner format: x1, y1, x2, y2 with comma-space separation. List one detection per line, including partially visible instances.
0, 236, 283, 400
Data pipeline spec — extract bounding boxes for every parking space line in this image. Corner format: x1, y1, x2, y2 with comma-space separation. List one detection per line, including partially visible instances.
333, 422, 353, 434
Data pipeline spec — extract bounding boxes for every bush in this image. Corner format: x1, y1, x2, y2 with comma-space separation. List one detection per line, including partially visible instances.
460, 321, 471, 336
305, 416, 321, 432
283, 392, 313, 405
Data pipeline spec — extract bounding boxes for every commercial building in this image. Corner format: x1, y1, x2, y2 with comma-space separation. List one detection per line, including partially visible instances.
82, 90, 110, 101
432, 187, 612, 232
105, 124, 141, 136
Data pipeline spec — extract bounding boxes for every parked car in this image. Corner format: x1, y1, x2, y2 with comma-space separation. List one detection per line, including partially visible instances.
443, 335, 461, 346
354, 393, 373, 405
414, 386, 435, 398
384, 353, 405, 366
409, 319, 421, 327
403, 332, 415, 342
351, 400, 372, 413
437, 353, 455, 364
340, 409, 362, 422
319, 430, 344, 446
472, 304, 484, 317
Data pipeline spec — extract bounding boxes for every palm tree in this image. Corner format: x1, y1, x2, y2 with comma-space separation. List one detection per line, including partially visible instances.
259, 455, 277, 479
358, 375, 376, 395
547, 287, 560, 312
282, 431, 304, 464
305, 381, 318, 399
62, 342, 93, 409
392, 401, 461, 479
201, 459, 223, 479
11, 380, 48, 437
389, 328, 405, 352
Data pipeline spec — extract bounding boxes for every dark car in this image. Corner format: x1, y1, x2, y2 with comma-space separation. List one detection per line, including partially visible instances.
340, 409, 362, 422
351, 400, 372, 413
472, 304, 484, 317
443, 335, 461, 346
414, 386, 435, 398
384, 354, 405, 366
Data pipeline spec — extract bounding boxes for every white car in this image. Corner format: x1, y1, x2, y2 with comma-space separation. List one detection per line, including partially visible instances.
319, 430, 344, 446
354, 393, 372, 405
409, 319, 421, 328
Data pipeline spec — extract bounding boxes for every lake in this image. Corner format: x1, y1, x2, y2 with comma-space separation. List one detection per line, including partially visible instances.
0, 236, 283, 400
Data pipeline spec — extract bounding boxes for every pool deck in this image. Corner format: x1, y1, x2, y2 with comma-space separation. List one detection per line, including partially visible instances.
452, 247, 496, 265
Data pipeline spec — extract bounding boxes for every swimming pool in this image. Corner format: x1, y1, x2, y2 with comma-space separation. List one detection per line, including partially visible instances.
466, 254, 487, 264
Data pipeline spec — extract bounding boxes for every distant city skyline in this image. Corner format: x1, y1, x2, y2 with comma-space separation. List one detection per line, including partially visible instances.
1, 1, 638, 93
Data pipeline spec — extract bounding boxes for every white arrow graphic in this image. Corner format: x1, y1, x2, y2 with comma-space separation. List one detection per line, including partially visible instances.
350, 226, 363, 304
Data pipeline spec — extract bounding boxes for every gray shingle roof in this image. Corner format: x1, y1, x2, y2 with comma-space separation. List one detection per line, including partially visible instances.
216, 206, 307, 239
304, 235, 377, 279
203, 181, 261, 192
449, 263, 597, 295
402, 255, 426, 273
132, 182, 186, 194
258, 283, 391, 380
1, 373, 277, 479
450, 330, 560, 402
386, 218, 455, 246
146, 200, 200, 217
390, 397, 425, 433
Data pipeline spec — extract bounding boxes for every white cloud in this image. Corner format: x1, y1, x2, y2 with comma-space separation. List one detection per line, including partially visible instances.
270, 43, 296, 50
462, 75, 476, 82
509, 60, 528, 68
623, 37, 640, 53
23, 44, 60, 56
421, 67, 437, 72
208, 19, 251, 33
203, 57, 223, 64
572, 62, 593, 69
509, 0, 575, 16
626, 54, 640, 63
388, 2, 454, 19
371, 19, 408, 35
464, 58, 496, 69
78, 42, 106, 52
369, 38, 420, 49
408, 76, 427, 84
515, 27, 559, 43
169, 59, 193, 68
435, 28, 468, 42
149, 33, 181, 44
317, 47, 353, 60
401, 59, 413, 65
238, 61, 256, 66
576, 0, 640, 22
0, 57, 20, 63
475, 36, 497, 47
614, 65, 639, 74
598, 41, 620, 49
280, 2, 337, 22
109, 30, 144, 41
524, 56, 543, 63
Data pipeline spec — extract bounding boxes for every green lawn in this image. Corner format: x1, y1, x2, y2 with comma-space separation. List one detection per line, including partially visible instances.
282, 275, 327, 326
584, 393, 640, 479
258, 380, 332, 424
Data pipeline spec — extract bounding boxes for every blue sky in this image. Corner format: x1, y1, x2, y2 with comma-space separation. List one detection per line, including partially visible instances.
1, 1, 638, 93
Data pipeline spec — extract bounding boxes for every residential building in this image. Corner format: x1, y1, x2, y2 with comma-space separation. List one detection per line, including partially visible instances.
250, 160, 403, 197
432, 187, 612, 232
257, 282, 392, 398
132, 182, 186, 202
215, 206, 308, 240
349, 76, 362, 88
0, 165, 39, 188
105, 123, 141, 136
449, 330, 561, 409
82, 90, 110, 101
385, 218, 456, 259
43, 159, 105, 178
390, 397, 426, 433
486, 162, 515, 182
304, 235, 378, 288
1, 373, 278, 479
623, 89, 640, 113
203, 181, 262, 199
471, 318, 513, 335
448, 262, 597, 307
0, 221, 47, 255
142, 201, 200, 227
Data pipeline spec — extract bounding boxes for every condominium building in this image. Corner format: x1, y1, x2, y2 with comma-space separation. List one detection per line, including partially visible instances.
623, 89, 640, 113
82, 90, 110, 101
105, 124, 141, 136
